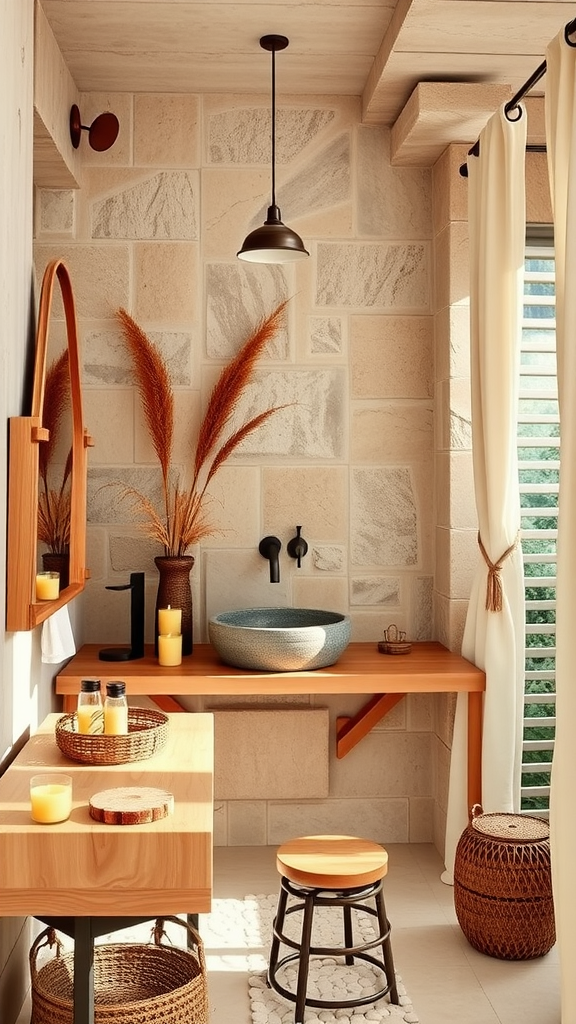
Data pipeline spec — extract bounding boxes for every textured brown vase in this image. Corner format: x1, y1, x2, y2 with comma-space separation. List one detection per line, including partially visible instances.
154, 555, 194, 656
42, 551, 70, 590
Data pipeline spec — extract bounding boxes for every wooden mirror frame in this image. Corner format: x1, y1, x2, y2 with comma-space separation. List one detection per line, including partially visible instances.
6, 259, 93, 632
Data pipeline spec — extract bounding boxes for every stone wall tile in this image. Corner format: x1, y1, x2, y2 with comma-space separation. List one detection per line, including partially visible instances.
227, 802, 267, 846
351, 402, 433, 462
357, 126, 432, 239
351, 576, 401, 606
34, 244, 129, 318
134, 241, 197, 321
435, 526, 477, 600
330, 732, 432, 798
434, 304, 470, 383
411, 575, 434, 639
214, 709, 329, 800
205, 263, 289, 359
267, 798, 409, 846
291, 576, 348, 613
108, 534, 159, 574
134, 94, 199, 167
311, 545, 346, 572
263, 467, 348, 541
199, 466, 261, 548
207, 106, 336, 164
86, 527, 107, 581
205, 549, 291, 623
350, 315, 433, 399
37, 189, 75, 235
83, 388, 134, 464
317, 242, 430, 310
309, 316, 344, 355
92, 171, 199, 240
350, 611, 408, 642
351, 467, 418, 566
409, 797, 434, 842
87, 466, 164, 525
434, 221, 469, 311
230, 368, 346, 458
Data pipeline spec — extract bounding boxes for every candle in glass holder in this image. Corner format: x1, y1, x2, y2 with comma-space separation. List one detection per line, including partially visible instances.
36, 571, 60, 600
158, 633, 182, 667
158, 605, 182, 635
30, 774, 72, 823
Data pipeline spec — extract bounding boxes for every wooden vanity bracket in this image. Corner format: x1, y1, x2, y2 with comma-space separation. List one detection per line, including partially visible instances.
336, 693, 406, 758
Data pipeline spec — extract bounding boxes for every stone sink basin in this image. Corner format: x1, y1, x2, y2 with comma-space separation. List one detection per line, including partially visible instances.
208, 607, 352, 672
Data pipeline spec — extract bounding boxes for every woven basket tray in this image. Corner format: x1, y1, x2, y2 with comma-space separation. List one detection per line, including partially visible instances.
55, 708, 168, 765
30, 917, 208, 1024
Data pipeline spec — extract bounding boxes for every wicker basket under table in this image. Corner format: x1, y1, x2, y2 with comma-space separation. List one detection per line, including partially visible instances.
30, 916, 209, 1024
454, 805, 555, 960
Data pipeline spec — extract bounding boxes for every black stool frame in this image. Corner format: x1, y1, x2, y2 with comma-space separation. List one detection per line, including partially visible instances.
267, 875, 399, 1023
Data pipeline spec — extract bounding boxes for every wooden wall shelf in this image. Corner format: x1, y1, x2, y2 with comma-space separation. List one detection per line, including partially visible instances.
57, 641, 485, 808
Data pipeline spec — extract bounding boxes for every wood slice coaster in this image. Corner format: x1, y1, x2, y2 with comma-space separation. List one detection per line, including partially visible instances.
89, 786, 174, 825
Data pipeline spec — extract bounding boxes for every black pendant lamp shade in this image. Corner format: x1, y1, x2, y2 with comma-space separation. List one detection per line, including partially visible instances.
237, 35, 309, 264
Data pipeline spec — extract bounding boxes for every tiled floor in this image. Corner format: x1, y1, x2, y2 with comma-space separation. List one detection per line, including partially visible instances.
17, 843, 560, 1024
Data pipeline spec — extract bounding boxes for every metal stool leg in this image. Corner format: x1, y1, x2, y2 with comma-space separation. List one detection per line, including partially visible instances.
267, 882, 289, 987
375, 889, 399, 1004
294, 891, 315, 1024
343, 901, 354, 966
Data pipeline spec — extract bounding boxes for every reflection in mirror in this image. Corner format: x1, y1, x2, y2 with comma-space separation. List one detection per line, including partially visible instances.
6, 258, 92, 632
38, 349, 72, 588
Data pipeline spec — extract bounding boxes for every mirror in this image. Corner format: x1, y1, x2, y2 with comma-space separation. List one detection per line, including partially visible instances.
6, 259, 93, 631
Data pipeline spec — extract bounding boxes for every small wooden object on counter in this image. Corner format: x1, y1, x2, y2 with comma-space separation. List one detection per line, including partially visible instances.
378, 623, 412, 655
89, 786, 174, 824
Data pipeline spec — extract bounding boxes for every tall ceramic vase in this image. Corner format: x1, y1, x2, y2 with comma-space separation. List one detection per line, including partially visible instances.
154, 555, 194, 656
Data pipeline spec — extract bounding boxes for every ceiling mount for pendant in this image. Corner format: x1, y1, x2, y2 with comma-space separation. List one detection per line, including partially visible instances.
237, 34, 309, 264
69, 104, 120, 152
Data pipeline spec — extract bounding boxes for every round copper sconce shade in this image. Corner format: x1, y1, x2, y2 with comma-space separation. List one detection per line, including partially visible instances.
69, 104, 120, 152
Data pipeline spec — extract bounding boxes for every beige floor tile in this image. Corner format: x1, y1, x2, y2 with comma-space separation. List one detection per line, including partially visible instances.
15, 844, 561, 1024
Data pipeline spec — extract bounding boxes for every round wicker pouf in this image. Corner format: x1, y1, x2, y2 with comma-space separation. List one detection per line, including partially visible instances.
454, 805, 555, 960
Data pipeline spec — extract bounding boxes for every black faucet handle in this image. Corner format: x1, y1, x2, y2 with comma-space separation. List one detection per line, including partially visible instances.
287, 526, 308, 568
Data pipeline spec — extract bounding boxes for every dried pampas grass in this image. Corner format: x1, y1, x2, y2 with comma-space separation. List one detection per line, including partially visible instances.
116, 302, 289, 555
38, 349, 72, 555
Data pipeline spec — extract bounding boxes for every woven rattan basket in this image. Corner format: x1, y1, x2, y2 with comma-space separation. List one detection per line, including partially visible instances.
30, 917, 208, 1024
454, 804, 555, 960
55, 708, 168, 765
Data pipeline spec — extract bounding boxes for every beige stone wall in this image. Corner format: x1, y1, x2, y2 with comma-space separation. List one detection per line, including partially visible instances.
34, 91, 437, 845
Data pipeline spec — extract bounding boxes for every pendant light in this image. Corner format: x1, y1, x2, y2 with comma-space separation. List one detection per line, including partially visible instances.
237, 35, 309, 264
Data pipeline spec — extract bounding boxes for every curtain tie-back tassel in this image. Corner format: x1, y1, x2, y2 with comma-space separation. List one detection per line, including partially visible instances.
477, 532, 520, 612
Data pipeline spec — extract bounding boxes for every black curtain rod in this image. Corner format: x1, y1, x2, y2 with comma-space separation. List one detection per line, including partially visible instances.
459, 15, 576, 178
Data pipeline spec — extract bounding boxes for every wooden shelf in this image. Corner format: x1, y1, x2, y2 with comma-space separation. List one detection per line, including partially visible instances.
57, 642, 485, 808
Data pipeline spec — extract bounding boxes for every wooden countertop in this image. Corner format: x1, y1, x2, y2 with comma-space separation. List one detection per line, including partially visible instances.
0, 712, 214, 917
56, 641, 485, 696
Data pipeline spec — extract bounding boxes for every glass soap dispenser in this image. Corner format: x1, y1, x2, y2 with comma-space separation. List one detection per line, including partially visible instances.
104, 681, 129, 735
77, 679, 103, 735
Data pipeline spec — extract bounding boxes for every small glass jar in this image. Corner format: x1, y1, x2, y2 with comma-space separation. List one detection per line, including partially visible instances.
77, 679, 103, 735
104, 681, 129, 735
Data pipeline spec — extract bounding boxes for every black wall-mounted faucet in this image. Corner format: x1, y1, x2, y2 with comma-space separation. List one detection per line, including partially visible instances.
287, 526, 308, 568
259, 536, 281, 583
99, 571, 145, 661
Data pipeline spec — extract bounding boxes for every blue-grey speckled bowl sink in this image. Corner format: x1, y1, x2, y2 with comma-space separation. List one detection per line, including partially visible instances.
208, 607, 351, 672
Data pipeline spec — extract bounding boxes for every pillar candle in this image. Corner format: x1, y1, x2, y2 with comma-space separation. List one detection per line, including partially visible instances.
30, 775, 72, 823
158, 606, 182, 635
36, 572, 60, 600
158, 633, 182, 667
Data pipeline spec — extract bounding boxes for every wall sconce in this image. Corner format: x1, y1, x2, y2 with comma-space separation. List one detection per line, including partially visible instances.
69, 104, 120, 152
237, 35, 309, 264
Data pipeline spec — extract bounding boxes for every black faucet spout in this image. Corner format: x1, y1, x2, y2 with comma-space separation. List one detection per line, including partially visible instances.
259, 536, 281, 583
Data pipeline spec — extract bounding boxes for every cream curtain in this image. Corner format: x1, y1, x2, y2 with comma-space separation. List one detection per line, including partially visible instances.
545, 28, 576, 1023
443, 105, 527, 882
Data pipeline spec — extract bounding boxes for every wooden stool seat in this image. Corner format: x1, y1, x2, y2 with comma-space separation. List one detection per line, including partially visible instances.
276, 834, 389, 889
268, 834, 399, 1023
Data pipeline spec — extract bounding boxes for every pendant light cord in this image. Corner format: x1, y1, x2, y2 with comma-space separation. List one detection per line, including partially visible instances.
270, 46, 277, 209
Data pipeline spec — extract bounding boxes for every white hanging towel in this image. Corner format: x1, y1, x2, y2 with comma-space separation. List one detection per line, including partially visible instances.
41, 605, 76, 664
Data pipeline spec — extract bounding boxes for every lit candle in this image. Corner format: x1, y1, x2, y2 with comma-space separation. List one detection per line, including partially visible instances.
158, 633, 182, 667
36, 571, 60, 600
158, 605, 182, 635
30, 774, 72, 824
